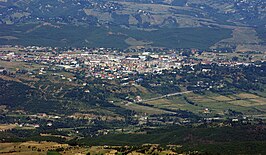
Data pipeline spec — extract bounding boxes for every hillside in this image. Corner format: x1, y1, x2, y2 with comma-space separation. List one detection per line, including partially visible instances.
1, 0, 265, 27
0, 0, 265, 50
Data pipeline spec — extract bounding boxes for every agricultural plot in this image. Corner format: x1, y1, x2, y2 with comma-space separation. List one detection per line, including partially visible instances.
146, 97, 203, 113
143, 91, 266, 116
0, 124, 17, 131
0, 141, 90, 155
0, 60, 45, 71
113, 101, 171, 115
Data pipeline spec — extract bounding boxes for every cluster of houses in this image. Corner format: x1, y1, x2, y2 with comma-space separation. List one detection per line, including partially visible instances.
0, 48, 182, 80
1, 47, 259, 83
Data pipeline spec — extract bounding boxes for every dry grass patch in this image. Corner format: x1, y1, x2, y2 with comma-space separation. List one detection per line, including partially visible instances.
0, 60, 45, 71
248, 99, 266, 106
0, 141, 84, 155
236, 93, 260, 99
128, 151, 145, 155
89, 146, 113, 155
191, 97, 215, 103
134, 85, 150, 94
115, 102, 172, 115
0, 36, 18, 40
212, 95, 233, 102
146, 99, 173, 105
229, 100, 254, 107
0, 124, 17, 131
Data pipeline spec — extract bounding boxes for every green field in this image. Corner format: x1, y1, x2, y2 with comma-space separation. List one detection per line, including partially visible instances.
143, 91, 266, 116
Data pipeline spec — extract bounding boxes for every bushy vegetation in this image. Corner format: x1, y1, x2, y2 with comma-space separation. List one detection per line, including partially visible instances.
76, 125, 266, 154
0, 24, 232, 49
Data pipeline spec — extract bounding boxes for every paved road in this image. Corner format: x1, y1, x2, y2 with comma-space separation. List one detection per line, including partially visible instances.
141, 91, 193, 102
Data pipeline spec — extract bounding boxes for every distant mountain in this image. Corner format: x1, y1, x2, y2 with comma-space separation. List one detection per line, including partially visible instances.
0, 0, 265, 27
0, 0, 265, 50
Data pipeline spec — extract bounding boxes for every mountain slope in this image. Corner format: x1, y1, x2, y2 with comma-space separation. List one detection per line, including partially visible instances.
0, 0, 265, 50
1, 0, 265, 27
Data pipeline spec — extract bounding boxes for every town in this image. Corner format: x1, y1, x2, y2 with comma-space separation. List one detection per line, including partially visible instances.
0, 45, 265, 148
1, 45, 264, 81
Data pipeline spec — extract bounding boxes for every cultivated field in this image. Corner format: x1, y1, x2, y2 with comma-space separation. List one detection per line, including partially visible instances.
0, 141, 91, 155
0, 124, 17, 131
143, 91, 266, 116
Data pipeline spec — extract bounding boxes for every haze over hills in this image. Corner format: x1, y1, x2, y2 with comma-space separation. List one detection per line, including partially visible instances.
0, 0, 266, 50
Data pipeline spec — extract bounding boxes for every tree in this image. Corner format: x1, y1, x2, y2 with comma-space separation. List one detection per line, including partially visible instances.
232, 56, 239, 61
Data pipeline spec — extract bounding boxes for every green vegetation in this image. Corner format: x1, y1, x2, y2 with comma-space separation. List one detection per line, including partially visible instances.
2, 126, 265, 154
0, 24, 128, 48
256, 27, 266, 43
77, 126, 264, 145
136, 62, 266, 116
182, 141, 266, 155
120, 27, 232, 49
0, 0, 265, 51
75, 126, 266, 154
0, 47, 265, 154
0, 24, 232, 49
47, 151, 61, 155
